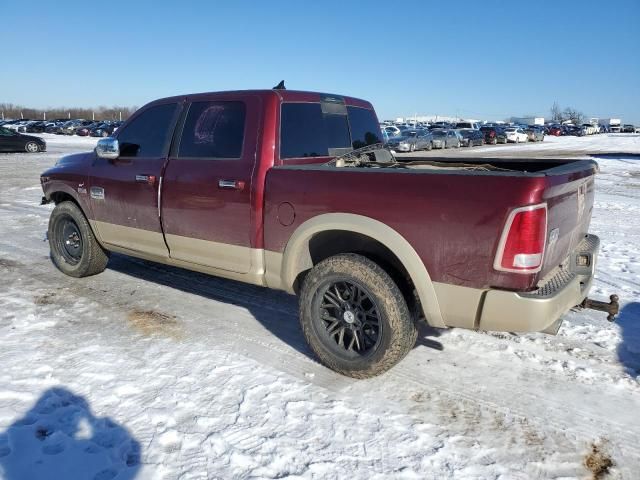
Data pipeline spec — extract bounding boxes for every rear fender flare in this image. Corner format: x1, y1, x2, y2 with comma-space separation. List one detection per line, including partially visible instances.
280, 213, 445, 328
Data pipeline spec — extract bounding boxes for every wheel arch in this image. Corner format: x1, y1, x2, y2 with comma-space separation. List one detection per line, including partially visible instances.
276, 213, 445, 328
46, 186, 104, 246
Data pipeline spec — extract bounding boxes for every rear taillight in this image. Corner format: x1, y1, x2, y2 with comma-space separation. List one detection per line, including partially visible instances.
494, 203, 547, 273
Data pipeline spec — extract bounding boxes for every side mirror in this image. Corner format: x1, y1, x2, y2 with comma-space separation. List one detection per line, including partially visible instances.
95, 137, 119, 159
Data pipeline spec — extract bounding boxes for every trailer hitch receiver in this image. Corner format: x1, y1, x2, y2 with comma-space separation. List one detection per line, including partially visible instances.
580, 294, 619, 322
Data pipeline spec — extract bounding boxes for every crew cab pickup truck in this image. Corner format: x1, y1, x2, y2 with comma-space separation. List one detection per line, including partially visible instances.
41, 89, 606, 378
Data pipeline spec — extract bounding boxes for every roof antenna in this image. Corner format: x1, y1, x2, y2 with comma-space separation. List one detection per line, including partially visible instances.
273, 80, 286, 90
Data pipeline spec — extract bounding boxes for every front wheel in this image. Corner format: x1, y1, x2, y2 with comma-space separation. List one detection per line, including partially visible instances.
48, 201, 109, 277
25, 141, 40, 153
299, 254, 418, 378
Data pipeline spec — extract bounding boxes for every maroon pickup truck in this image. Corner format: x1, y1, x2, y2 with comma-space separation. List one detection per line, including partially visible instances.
40, 89, 611, 378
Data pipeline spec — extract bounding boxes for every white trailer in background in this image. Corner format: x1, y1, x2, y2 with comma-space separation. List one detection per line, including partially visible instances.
511, 116, 544, 126
599, 118, 622, 133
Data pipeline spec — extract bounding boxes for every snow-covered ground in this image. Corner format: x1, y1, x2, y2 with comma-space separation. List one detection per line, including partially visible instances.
0, 134, 639, 479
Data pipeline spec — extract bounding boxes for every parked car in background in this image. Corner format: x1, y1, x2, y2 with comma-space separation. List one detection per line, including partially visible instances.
431, 129, 460, 149
386, 129, 434, 152
44, 120, 67, 134
505, 127, 528, 143
566, 126, 584, 136
459, 129, 484, 147
1, 120, 29, 133
26, 121, 48, 133
548, 125, 563, 136
429, 121, 453, 130
382, 125, 403, 137
480, 126, 507, 144
609, 124, 622, 133
525, 126, 545, 142
455, 121, 480, 130
76, 122, 103, 136
0, 126, 46, 152
90, 122, 121, 137
622, 124, 635, 133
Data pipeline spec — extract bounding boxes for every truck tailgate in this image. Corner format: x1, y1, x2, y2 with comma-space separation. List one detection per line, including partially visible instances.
539, 164, 597, 280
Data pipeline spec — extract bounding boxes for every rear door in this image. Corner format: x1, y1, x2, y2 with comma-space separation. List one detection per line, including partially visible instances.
160, 95, 261, 273
88, 101, 180, 257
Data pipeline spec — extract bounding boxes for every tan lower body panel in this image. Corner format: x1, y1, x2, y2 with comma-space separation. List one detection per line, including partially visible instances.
91, 220, 168, 259
434, 275, 592, 333
89, 220, 273, 287
432, 282, 485, 329
165, 233, 252, 274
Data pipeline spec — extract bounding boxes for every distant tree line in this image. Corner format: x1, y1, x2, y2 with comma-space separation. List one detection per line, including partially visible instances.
0, 103, 138, 121
550, 101, 585, 125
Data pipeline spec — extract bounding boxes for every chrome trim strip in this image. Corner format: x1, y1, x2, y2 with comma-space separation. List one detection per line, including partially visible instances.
157, 176, 163, 218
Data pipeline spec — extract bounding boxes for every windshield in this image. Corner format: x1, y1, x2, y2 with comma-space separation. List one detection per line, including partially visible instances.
432, 130, 446, 137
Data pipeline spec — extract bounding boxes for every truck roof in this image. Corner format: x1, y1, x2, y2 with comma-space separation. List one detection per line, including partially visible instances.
145, 89, 374, 110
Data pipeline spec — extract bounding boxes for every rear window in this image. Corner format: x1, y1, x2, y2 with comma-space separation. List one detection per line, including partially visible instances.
280, 102, 381, 159
347, 106, 381, 149
178, 101, 245, 159
280, 103, 350, 158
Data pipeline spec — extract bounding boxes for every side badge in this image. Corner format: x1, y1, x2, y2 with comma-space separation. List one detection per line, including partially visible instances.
90, 186, 105, 200
77, 183, 87, 194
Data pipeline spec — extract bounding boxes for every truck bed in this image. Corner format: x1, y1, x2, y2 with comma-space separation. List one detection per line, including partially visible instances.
263, 157, 597, 292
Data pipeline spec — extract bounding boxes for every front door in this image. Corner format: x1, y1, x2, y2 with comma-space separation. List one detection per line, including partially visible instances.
161, 95, 261, 273
0, 128, 22, 151
88, 101, 180, 258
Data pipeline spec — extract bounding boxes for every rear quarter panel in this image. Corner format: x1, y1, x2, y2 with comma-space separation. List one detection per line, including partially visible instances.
264, 166, 554, 291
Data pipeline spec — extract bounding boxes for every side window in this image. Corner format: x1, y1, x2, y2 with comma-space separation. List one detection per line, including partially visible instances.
117, 103, 177, 158
178, 101, 246, 159
280, 103, 350, 159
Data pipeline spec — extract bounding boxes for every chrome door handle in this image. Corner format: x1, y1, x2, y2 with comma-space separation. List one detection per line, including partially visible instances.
218, 179, 245, 190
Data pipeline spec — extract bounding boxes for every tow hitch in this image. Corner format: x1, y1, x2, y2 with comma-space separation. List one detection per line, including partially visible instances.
580, 294, 620, 322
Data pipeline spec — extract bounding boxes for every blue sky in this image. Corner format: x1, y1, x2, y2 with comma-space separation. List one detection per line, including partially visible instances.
2, 0, 639, 122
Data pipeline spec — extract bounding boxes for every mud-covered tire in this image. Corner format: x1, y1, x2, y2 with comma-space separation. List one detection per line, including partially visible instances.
299, 253, 418, 378
48, 201, 109, 277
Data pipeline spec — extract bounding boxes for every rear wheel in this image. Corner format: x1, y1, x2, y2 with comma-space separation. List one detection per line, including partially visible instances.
48, 201, 109, 277
25, 141, 40, 153
426, 142, 433, 151
299, 254, 418, 378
